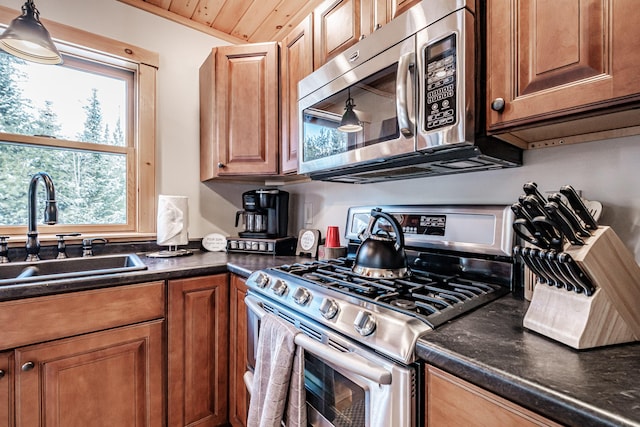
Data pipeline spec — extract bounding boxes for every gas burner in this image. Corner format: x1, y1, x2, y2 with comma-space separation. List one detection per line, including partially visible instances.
245, 204, 516, 365
390, 298, 417, 310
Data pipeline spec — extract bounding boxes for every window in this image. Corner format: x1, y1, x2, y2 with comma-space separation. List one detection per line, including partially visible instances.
0, 7, 158, 240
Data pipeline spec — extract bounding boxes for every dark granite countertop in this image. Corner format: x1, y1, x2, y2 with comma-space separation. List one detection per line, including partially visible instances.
0, 249, 305, 302
417, 295, 640, 427
3, 249, 638, 427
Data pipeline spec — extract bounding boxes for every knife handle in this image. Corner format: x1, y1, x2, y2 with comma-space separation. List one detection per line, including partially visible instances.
559, 185, 598, 230
522, 196, 563, 249
548, 193, 591, 238
544, 202, 584, 246
557, 252, 596, 296
515, 246, 548, 285
523, 182, 547, 206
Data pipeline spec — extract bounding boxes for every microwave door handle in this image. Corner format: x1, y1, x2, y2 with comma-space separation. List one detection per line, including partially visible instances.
245, 295, 393, 385
396, 52, 415, 138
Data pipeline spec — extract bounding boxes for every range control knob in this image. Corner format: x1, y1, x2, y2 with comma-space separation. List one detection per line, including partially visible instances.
319, 298, 339, 319
271, 279, 288, 296
354, 310, 376, 336
254, 272, 270, 288
292, 287, 311, 305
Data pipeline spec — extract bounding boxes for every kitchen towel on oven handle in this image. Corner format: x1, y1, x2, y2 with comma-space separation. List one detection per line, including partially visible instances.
247, 311, 305, 427
244, 295, 393, 385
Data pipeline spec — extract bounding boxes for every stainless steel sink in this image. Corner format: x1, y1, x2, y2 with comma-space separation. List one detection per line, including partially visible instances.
0, 253, 148, 286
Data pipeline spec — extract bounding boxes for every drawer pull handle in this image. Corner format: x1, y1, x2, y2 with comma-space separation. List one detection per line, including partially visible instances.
21, 361, 35, 372
491, 98, 506, 112
0, 369, 5, 378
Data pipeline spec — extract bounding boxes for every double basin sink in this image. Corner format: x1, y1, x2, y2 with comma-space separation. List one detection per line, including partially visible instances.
0, 254, 148, 286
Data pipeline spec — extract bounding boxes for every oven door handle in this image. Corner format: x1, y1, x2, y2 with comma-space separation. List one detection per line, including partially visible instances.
245, 295, 393, 385
396, 51, 414, 138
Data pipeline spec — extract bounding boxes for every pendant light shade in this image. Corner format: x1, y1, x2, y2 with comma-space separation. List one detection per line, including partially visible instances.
0, 0, 62, 65
338, 89, 362, 133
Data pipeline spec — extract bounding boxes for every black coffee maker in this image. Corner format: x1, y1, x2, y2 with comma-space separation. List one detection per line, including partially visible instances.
235, 189, 289, 238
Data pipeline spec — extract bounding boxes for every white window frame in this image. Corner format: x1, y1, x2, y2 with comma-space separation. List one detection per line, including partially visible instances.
0, 6, 158, 242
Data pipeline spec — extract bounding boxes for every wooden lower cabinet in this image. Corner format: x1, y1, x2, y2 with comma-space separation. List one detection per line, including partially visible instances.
14, 320, 164, 427
229, 274, 249, 427
0, 281, 165, 427
425, 365, 560, 427
168, 274, 229, 427
0, 351, 12, 427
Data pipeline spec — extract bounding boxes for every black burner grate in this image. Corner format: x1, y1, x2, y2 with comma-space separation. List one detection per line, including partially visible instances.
270, 258, 508, 328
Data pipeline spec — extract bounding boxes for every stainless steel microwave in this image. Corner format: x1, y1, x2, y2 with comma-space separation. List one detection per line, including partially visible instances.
297, 0, 522, 183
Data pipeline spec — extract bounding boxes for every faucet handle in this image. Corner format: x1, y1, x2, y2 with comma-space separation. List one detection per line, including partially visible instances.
56, 233, 81, 259
82, 237, 107, 257
0, 236, 10, 263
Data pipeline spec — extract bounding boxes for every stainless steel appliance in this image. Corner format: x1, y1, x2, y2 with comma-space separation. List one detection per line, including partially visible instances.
244, 204, 516, 426
297, 0, 522, 183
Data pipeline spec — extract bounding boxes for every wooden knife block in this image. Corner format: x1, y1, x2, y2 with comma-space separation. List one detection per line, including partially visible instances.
523, 226, 640, 349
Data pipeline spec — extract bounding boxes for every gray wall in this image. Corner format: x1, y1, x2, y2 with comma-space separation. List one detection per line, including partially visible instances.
285, 136, 640, 260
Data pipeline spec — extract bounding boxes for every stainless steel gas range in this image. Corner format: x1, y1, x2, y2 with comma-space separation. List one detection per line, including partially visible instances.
244, 205, 516, 427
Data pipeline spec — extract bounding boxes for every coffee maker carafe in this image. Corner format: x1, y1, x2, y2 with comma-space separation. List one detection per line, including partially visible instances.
235, 189, 289, 238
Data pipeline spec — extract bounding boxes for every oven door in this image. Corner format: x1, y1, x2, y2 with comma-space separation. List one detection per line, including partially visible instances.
244, 293, 417, 427
297, 37, 417, 176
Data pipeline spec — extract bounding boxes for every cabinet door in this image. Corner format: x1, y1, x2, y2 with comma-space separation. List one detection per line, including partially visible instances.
390, 0, 419, 19
361, 0, 391, 36
229, 275, 249, 427
314, 0, 362, 68
425, 366, 560, 427
15, 320, 164, 427
215, 43, 279, 176
0, 351, 12, 427
487, 0, 640, 131
168, 274, 229, 427
280, 16, 314, 175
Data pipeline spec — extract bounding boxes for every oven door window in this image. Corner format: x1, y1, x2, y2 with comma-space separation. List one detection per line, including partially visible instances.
302, 64, 400, 163
305, 352, 366, 427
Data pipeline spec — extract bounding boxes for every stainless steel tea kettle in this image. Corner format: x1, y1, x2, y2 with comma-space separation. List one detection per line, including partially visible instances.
352, 208, 410, 278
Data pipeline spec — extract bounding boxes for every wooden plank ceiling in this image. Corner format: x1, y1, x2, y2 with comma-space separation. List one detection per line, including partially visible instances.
117, 0, 324, 44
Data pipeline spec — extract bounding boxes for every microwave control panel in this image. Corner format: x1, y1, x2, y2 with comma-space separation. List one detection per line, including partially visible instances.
425, 34, 457, 131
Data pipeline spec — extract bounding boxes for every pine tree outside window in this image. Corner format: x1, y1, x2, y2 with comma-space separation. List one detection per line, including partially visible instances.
0, 6, 158, 241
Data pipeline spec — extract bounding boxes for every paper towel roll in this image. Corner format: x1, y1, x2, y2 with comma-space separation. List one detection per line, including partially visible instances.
157, 195, 189, 246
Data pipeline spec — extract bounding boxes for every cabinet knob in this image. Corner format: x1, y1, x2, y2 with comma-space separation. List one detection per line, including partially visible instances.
491, 98, 506, 112
217, 162, 225, 168
0, 369, 4, 378
21, 361, 35, 372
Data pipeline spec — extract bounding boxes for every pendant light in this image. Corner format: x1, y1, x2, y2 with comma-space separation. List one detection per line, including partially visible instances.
0, 0, 62, 64
338, 88, 362, 133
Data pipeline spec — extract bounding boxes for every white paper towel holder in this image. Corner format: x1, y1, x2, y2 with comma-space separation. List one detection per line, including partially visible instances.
147, 194, 193, 258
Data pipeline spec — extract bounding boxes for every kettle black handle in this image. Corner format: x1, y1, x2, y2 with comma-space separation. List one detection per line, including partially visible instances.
370, 208, 405, 251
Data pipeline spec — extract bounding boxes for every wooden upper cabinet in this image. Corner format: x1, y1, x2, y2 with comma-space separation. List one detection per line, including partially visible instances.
425, 365, 561, 427
487, 0, 640, 132
390, 0, 420, 19
361, 0, 391, 37
280, 16, 314, 175
200, 42, 279, 180
314, 0, 362, 67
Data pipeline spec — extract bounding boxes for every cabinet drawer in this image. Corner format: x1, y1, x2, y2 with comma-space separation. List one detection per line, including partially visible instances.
0, 281, 165, 350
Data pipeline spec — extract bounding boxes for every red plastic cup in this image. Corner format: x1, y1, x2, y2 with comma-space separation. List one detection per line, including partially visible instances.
326, 226, 340, 248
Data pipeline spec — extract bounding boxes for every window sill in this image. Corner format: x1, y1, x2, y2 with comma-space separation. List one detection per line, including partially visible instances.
3, 232, 157, 248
